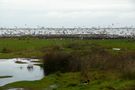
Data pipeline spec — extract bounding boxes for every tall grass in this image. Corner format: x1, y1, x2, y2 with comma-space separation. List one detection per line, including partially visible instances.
43, 42, 135, 82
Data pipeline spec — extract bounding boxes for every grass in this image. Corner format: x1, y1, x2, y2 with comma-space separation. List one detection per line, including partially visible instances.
0, 38, 135, 59
14, 61, 27, 64
1, 72, 135, 90
1, 38, 135, 90
0, 76, 12, 79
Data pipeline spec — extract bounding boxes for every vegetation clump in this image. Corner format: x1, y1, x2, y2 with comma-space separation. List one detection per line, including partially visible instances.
43, 42, 135, 82
1, 47, 12, 53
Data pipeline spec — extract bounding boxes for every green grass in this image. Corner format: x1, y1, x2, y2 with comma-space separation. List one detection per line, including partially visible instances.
1, 72, 135, 90
0, 38, 135, 58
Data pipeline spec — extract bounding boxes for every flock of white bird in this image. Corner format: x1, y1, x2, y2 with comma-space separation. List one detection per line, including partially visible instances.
0, 27, 135, 37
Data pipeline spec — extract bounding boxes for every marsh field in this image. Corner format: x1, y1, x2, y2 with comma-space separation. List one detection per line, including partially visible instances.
1, 38, 135, 90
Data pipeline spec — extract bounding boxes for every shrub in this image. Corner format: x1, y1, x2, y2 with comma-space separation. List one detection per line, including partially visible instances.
1, 47, 12, 53
43, 51, 72, 75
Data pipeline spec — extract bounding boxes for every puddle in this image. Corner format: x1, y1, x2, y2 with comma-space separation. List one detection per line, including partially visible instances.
0, 58, 44, 86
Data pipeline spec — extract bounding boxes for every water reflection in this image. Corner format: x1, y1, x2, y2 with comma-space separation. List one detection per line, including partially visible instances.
8, 88, 32, 90
0, 58, 45, 86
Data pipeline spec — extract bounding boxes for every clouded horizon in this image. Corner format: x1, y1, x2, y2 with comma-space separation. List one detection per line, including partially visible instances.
0, 0, 135, 27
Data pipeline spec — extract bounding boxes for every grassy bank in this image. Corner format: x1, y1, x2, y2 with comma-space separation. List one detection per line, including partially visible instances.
0, 76, 12, 79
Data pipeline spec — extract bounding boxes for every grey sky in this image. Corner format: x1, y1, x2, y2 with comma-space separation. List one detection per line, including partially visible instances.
0, 0, 135, 27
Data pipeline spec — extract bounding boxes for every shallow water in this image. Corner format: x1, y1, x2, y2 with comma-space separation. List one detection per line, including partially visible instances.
0, 58, 44, 86
7, 88, 29, 90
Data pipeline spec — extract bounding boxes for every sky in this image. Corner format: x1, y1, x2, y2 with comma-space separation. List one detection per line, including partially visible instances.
0, 0, 135, 27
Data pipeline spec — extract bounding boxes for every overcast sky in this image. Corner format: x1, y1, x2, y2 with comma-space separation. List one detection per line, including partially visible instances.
0, 0, 135, 27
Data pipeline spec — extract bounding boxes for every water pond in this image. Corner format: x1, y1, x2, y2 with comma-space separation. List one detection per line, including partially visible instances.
0, 58, 44, 86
